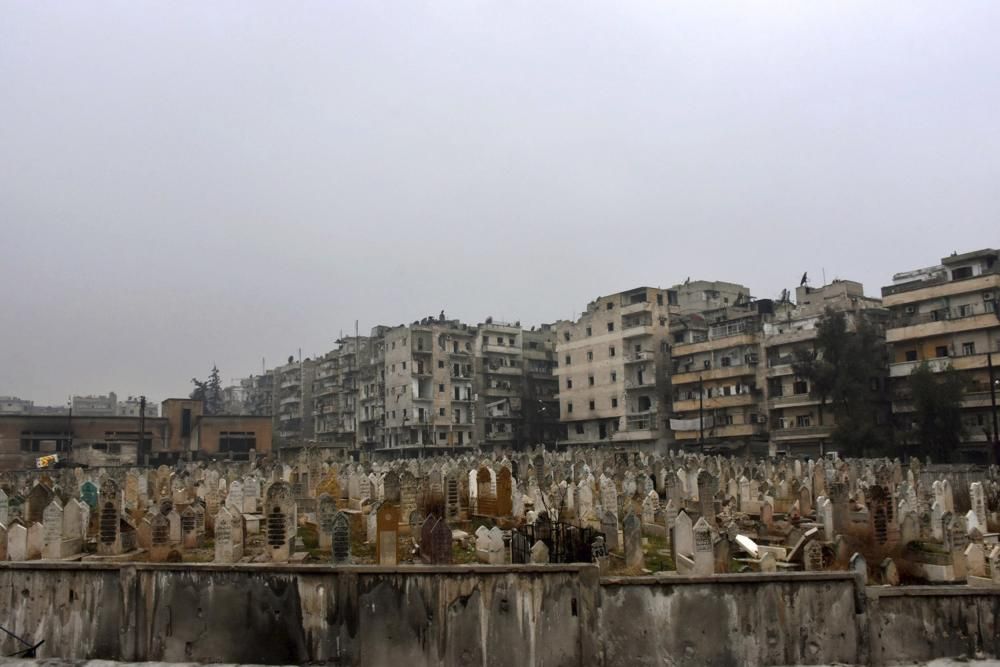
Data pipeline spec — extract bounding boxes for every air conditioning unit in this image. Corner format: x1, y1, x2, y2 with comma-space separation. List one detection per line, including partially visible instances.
904, 305, 916, 314
984, 292, 995, 301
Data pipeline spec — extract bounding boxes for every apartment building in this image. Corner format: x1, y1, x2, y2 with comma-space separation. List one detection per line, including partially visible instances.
312, 337, 365, 452
556, 287, 677, 451
882, 248, 1000, 461
382, 318, 476, 455
0, 397, 36, 415
669, 298, 771, 453
763, 281, 887, 457
521, 324, 564, 446
475, 319, 524, 450
358, 326, 389, 457
273, 358, 316, 448
117, 395, 159, 418
71, 392, 118, 416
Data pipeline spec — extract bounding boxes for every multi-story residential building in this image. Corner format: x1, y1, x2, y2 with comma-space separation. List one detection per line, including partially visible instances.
882, 248, 1000, 462
117, 395, 159, 418
763, 280, 887, 457
312, 336, 365, 452
382, 318, 477, 456
71, 392, 118, 416
358, 326, 389, 458
0, 396, 35, 415
521, 323, 564, 446
273, 357, 316, 448
556, 287, 677, 451
475, 319, 524, 450
669, 298, 772, 454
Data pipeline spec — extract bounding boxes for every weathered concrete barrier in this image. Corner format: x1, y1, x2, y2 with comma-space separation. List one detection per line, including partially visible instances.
0, 562, 997, 665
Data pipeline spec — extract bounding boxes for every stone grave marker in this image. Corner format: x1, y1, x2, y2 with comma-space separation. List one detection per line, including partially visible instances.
623, 511, 643, 572
331, 511, 351, 564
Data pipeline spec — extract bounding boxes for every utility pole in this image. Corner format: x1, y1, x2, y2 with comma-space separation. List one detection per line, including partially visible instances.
139, 396, 147, 466
989, 352, 999, 465
699, 376, 704, 446
66, 397, 73, 459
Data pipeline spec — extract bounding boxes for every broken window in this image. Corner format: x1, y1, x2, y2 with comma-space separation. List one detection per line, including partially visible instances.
905, 350, 918, 362
589, 400, 596, 410
935, 346, 949, 358
588, 376, 595, 386
609, 346, 616, 357
567, 378, 573, 389
607, 322, 614, 332
611, 397, 618, 408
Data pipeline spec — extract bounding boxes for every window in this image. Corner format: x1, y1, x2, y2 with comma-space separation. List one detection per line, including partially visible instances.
567, 378, 573, 389
796, 414, 812, 428
589, 400, 596, 410
611, 398, 618, 408
607, 322, 615, 332
564, 332, 571, 341
935, 346, 949, 358
657, 294, 663, 305
401, 361, 406, 370
439, 408, 446, 416
611, 371, 617, 382
438, 432, 447, 441
438, 383, 445, 393
575, 423, 584, 434
722, 414, 734, 425
587, 351, 594, 361
609, 346, 616, 357
952, 266, 973, 280
567, 402, 573, 414
958, 304, 972, 317
181, 408, 191, 437
721, 356, 731, 367
962, 342, 976, 356
589, 376, 595, 386
565, 355, 572, 365
793, 380, 808, 395
905, 350, 918, 362
390, 364, 395, 373
496, 336, 503, 345
606, 302, 613, 310
438, 360, 445, 368
586, 327, 592, 336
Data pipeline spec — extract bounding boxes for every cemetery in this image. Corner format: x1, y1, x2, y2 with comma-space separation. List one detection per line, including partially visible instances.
2, 447, 1000, 663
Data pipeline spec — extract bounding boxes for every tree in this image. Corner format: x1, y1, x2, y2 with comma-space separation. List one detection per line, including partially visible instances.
908, 363, 966, 463
207, 365, 224, 415
792, 307, 890, 456
190, 365, 224, 415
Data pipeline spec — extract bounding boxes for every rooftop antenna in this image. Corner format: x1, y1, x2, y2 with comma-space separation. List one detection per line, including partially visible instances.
822, 267, 827, 286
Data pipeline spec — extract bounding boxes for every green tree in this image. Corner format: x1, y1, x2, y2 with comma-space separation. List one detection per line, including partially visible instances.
190, 377, 208, 402
207, 365, 224, 415
792, 307, 889, 456
907, 363, 966, 463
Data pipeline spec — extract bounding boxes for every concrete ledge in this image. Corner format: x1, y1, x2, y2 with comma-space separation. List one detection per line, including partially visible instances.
0, 560, 596, 575
867, 584, 1000, 598
601, 571, 855, 586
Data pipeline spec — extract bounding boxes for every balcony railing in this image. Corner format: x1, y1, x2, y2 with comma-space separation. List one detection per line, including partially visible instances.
624, 351, 655, 363
890, 302, 997, 328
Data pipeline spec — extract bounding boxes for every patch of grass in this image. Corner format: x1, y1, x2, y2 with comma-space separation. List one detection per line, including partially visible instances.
644, 535, 675, 572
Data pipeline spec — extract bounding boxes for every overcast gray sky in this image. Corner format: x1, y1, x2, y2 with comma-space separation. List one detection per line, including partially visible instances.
2, 2, 998, 405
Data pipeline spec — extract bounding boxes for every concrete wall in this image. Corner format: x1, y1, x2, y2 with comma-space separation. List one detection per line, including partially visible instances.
1, 562, 998, 666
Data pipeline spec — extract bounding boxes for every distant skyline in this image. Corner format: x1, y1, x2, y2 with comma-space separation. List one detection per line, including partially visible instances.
3, 2, 999, 404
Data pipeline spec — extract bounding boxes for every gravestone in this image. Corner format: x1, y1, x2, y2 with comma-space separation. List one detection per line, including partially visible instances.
804, 540, 825, 572
181, 506, 200, 549
7, 522, 27, 561
530, 540, 550, 564
150, 513, 171, 562
214, 506, 243, 563
331, 511, 351, 564
429, 517, 452, 565
376, 503, 401, 565
601, 511, 620, 552
692, 517, 714, 575
97, 478, 123, 556
496, 467, 513, 516
0, 489, 8, 526
265, 481, 295, 562
27, 484, 54, 525
318, 494, 337, 550
673, 510, 694, 559
623, 512, 643, 572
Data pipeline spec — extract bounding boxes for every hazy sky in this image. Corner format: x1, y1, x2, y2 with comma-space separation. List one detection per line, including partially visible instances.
2, 2, 998, 405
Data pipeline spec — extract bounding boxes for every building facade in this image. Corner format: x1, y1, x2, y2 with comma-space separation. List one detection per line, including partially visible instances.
882, 248, 1000, 462
556, 287, 677, 451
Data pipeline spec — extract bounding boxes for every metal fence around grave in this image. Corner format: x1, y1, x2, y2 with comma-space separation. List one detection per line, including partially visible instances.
511, 521, 604, 564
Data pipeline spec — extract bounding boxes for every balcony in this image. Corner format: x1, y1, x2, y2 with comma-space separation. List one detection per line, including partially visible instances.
482, 343, 519, 355
279, 396, 301, 407
882, 270, 1000, 303
889, 357, 956, 377
673, 393, 755, 412
612, 427, 659, 442
280, 379, 301, 390
486, 364, 521, 375
624, 378, 657, 391
672, 333, 757, 356
769, 393, 818, 409
672, 363, 757, 385
771, 424, 833, 441
624, 350, 655, 364
673, 423, 762, 440
886, 310, 999, 343
621, 325, 656, 339
412, 347, 433, 356
620, 301, 653, 316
